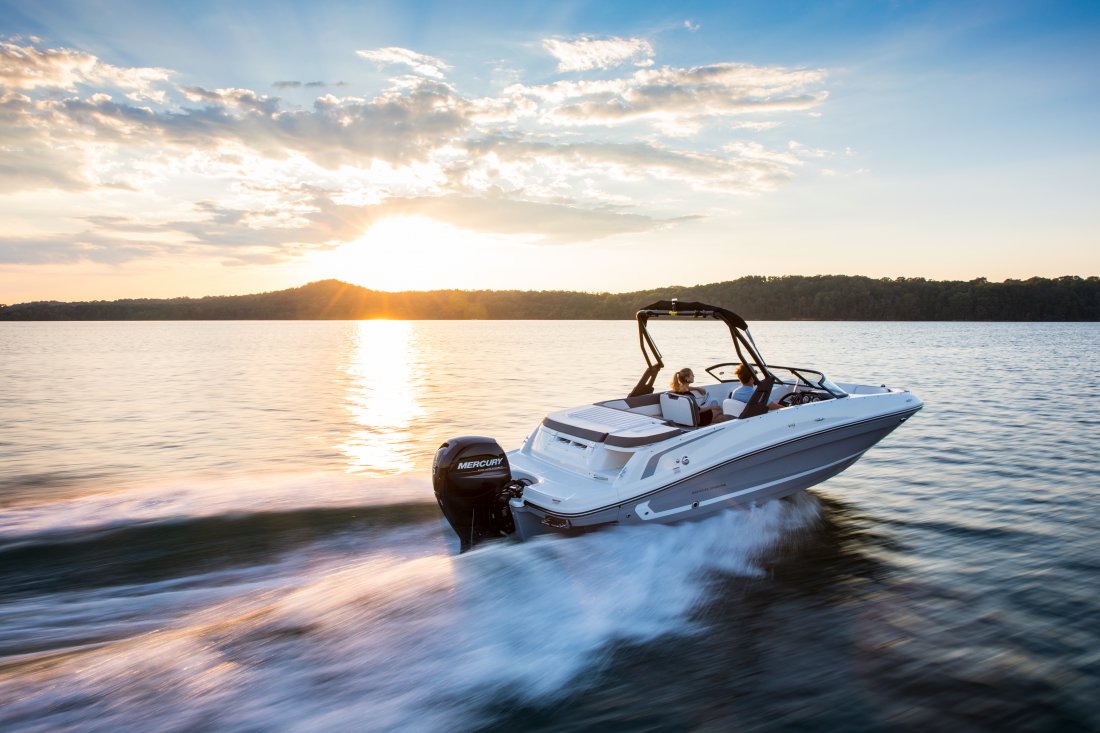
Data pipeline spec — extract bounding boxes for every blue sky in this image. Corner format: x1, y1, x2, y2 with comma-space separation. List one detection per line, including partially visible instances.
1, 0, 1097, 300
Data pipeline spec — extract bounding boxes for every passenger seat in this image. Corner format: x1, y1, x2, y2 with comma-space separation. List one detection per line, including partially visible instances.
722, 398, 747, 419
659, 392, 700, 427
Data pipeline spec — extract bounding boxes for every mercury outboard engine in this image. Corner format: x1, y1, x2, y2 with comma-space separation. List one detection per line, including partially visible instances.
432, 436, 521, 552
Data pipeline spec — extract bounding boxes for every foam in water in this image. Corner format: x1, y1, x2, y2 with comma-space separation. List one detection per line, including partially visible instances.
0, 494, 820, 732
0, 472, 428, 543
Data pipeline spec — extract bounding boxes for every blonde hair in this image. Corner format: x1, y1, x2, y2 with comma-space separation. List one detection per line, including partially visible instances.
671, 367, 693, 393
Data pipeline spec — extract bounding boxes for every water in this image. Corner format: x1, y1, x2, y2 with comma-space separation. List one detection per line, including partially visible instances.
1, 320, 1098, 732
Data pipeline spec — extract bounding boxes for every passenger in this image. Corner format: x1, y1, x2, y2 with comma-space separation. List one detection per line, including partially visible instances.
671, 367, 725, 424
732, 363, 780, 410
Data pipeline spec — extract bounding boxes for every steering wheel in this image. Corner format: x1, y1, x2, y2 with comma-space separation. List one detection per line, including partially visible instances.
778, 391, 825, 407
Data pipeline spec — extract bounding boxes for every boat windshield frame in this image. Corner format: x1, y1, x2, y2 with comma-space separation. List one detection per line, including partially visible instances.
628, 299, 772, 397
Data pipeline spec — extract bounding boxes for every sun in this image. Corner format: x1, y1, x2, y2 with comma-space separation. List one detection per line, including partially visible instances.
304, 216, 512, 292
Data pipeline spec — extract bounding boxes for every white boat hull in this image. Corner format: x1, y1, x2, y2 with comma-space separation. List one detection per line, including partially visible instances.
508, 392, 921, 540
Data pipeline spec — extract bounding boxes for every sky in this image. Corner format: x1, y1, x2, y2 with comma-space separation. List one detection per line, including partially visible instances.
0, 0, 1097, 302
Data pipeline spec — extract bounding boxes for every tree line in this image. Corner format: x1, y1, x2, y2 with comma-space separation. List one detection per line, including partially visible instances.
1, 275, 1097, 321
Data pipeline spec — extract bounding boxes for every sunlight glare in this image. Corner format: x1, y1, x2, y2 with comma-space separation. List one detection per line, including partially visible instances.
338, 320, 424, 474
307, 216, 521, 292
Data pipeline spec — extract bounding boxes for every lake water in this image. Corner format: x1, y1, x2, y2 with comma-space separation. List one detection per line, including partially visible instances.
1, 320, 1098, 732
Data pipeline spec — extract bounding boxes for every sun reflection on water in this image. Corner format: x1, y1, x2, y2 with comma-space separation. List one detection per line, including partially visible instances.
337, 320, 424, 474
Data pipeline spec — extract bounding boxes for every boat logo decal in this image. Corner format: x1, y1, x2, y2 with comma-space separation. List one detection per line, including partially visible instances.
456, 457, 505, 470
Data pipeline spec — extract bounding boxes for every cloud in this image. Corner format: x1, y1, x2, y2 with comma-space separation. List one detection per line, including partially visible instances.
0, 39, 170, 101
543, 36, 654, 72
529, 63, 828, 127
0, 231, 167, 265
0, 38, 833, 267
0, 191, 339, 266
273, 80, 346, 89
0, 40, 94, 90
181, 86, 280, 114
338, 194, 683, 244
356, 47, 451, 79
0, 96, 89, 192
463, 137, 806, 195
4, 77, 472, 171
0, 182, 679, 266
183, 187, 675, 249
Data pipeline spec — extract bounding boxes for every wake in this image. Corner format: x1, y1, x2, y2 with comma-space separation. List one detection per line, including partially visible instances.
0, 492, 821, 732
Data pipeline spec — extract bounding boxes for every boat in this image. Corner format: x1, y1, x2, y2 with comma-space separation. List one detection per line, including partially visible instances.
432, 300, 922, 551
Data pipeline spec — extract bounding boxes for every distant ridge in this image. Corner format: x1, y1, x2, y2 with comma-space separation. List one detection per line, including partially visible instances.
1, 276, 1098, 321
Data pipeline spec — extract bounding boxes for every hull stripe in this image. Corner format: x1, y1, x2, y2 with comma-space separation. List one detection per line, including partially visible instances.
634, 448, 866, 520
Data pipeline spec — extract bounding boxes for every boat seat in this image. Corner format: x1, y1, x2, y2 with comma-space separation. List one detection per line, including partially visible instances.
659, 392, 700, 427
722, 398, 747, 419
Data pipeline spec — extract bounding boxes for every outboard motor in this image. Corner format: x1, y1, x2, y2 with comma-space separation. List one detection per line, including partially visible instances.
432, 436, 519, 552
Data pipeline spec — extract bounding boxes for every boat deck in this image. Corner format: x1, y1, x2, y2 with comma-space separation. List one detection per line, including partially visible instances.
540, 404, 684, 448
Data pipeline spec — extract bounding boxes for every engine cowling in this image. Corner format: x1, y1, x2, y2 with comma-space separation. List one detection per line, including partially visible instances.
432, 436, 515, 552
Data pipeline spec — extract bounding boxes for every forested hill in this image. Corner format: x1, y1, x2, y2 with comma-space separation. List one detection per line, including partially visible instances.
1, 275, 1098, 321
